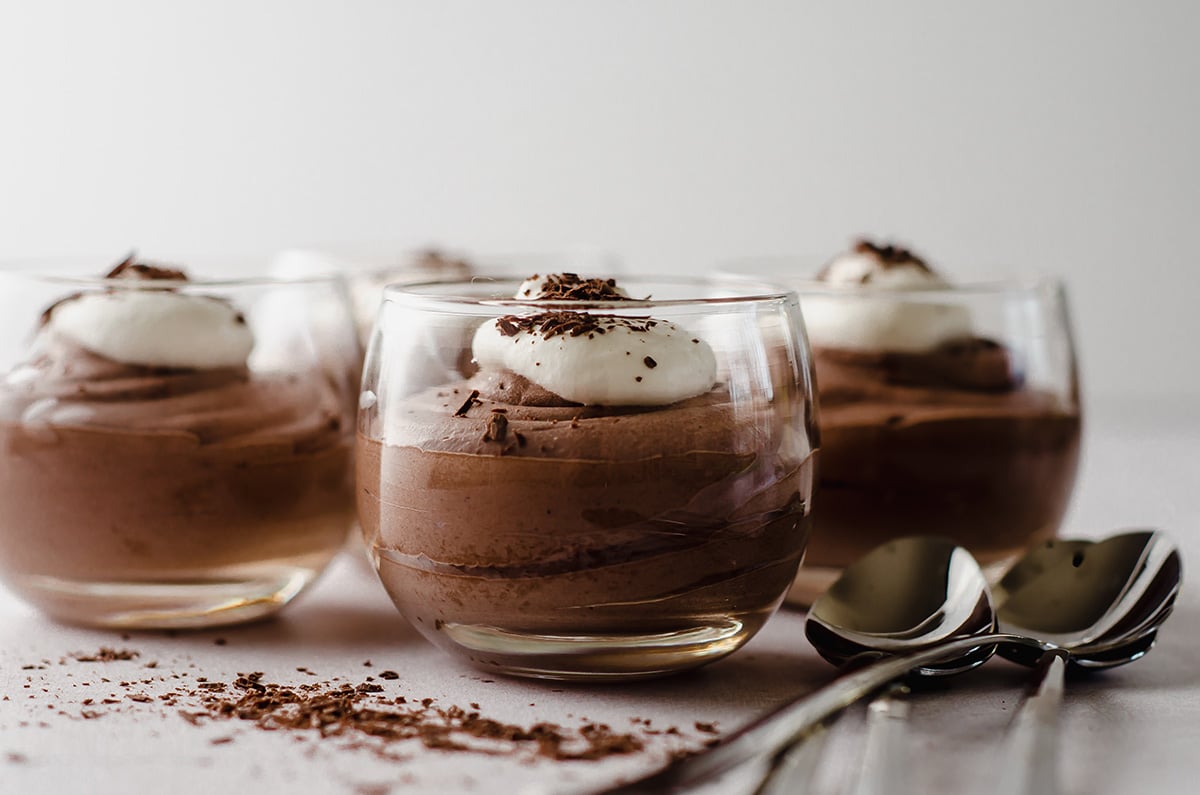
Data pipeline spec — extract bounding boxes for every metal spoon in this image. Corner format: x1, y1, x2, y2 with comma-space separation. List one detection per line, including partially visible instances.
793, 530, 1181, 795
778, 537, 998, 795
597, 537, 1000, 794
989, 529, 1182, 795
598, 531, 1182, 795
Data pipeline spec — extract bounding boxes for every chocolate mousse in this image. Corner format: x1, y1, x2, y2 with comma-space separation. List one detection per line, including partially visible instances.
357, 274, 815, 677
0, 258, 355, 626
802, 240, 1081, 570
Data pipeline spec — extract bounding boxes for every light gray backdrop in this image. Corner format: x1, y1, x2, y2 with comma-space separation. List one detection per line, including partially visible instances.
1, 1, 1196, 402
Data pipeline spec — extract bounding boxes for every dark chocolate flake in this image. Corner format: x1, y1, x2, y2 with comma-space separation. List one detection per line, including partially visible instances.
106, 254, 188, 282
453, 390, 481, 417
493, 311, 658, 342
483, 412, 509, 444
643, 356, 657, 369
524, 273, 632, 301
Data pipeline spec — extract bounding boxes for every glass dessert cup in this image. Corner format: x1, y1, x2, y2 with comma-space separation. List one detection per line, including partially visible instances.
357, 276, 818, 680
271, 246, 619, 348
720, 259, 1082, 606
0, 260, 362, 628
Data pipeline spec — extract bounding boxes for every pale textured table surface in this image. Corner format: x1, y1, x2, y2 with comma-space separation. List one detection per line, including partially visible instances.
2, 398, 1197, 795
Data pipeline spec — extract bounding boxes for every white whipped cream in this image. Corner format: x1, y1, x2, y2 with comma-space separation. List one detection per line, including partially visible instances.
803, 248, 972, 352
473, 316, 716, 406
47, 289, 254, 369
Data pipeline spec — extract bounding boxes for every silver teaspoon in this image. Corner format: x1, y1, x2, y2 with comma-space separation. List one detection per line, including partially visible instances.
795, 530, 1181, 795
989, 529, 1182, 795
598, 531, 1182, 795
597, 537, 999, 795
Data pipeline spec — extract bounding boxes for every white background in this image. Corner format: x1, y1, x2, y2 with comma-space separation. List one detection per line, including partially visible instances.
1, 1, 1197, 402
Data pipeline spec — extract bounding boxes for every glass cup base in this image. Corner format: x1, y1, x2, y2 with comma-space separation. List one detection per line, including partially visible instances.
4, 563, 326, 629
426, 615, 768, 682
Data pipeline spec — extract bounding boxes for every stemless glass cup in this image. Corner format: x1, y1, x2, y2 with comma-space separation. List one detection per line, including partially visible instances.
718, 260, 1082, 605
271, 246, 621, 347
358, 276, 818, 680
0, 261, 361, 628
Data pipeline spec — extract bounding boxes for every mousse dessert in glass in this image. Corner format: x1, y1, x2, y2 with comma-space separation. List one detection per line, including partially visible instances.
358, 273, 817, 679
0, 257, 360, 627
724, 240, 1082, 604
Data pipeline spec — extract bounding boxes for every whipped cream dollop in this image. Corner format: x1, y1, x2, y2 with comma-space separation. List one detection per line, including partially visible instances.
42, 261, 254, 370
803, 240, 972, 352
472, 275, 717, 406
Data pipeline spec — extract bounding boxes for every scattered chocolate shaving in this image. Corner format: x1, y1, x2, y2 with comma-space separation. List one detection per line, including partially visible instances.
483, 411, 509, 443
453, 390, 481, 417
852, 239, 929, 271
163, 673, 648, 761
106, 253, 189, 282
643, 356, 657, 369
71, 648, 139, 663
494, 311, 660, 342
516, 273, 631, 302
816, 238, 932, 282
20, 652, 714, 769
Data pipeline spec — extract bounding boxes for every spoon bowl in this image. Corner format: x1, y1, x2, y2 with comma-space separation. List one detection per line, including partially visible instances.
994, 529, 1182, 668
805, 537, 997, 675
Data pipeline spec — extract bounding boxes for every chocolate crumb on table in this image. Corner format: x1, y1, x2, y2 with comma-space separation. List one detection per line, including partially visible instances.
10, 651, 719, 774
71, 648, 139, 663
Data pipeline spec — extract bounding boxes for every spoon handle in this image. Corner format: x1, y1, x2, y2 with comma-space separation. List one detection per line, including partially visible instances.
992, 650, 1068, 795
596, 633, 1033, 795
751, 722, 830, 795
849, 684, 912, 795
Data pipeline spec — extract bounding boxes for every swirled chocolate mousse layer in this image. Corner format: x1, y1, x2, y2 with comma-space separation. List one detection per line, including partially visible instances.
803, 241, 1080, 568
0, 262, 354, 589
358, 275, 813, 638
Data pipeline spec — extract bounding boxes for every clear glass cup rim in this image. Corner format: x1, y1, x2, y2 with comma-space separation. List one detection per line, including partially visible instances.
717, 258, 1065, 299
382, 274, 797, 312
0, 258, 346, 289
